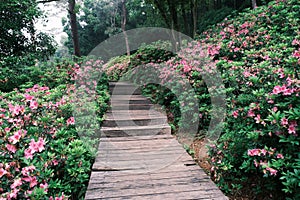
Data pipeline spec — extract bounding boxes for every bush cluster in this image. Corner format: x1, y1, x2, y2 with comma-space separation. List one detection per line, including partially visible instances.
0, 59, 109, 199
105, 0, 300, 198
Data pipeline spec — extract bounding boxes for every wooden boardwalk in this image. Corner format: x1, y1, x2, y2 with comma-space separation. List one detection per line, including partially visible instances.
85, 82, 228, 200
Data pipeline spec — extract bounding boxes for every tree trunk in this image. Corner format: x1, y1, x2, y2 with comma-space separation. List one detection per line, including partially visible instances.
251, 0, 257, 9
153, 0, 171, 28
68, 0, 81, 57
121, 0, 130, 56
191, 0, 198, 38
181, 2, 189, 36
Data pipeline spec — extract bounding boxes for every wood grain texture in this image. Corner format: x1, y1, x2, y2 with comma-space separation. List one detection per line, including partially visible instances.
85, 82, 228, 199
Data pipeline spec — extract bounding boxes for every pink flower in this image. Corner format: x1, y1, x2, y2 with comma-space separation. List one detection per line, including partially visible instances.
283, 88, 292, 95
6, 144, 17, 153
29, 138, 45, 153
22, 176, 38, 188
52, 159, 59, 166
277, 154, 284, 159
292, 49, 300, 58
40, 182, 48, 192
21, 166, 36, 176
266, 167, 277, 176
24, 93, 34, 101
232, 110, 239, 118
281, 118, 288, 126
30, 101, 38, 110
248, 149, 261, 156
292, 39, 300, 46
290, 121, 298, 127
9, 189, 19, 199
288, 125, 296, 134
261, 149, 267, 156
9, 132, 21, 144
254, 160, 259, 167
254, 114, 261, 123
0, 168, 7, 178
9, 130, 26, 144
66, 117, 75, 125
10, 178, 22, 189
24, 148, 34, 159
247, 109, 255, 117
37, 138, 46, 152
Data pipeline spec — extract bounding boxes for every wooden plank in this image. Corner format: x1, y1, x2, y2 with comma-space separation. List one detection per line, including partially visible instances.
85, 81, 228, 200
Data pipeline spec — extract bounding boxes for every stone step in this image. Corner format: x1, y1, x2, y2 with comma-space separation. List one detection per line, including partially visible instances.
101, 125, 171, 137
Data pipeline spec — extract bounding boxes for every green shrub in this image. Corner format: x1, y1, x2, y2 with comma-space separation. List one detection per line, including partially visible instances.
0, 59, 110, 199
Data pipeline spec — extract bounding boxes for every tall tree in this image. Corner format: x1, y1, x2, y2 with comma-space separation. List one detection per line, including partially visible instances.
68, 0, 81, 56
121, 0, 130, 56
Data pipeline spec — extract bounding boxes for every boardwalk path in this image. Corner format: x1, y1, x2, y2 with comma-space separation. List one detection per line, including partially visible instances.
85, 82, 228, 200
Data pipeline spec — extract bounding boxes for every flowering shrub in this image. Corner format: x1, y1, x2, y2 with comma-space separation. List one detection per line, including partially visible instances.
104, 42, 175, 81
201, 0, 300, 198
106, 0, 300, 198
0, 59, 109, 199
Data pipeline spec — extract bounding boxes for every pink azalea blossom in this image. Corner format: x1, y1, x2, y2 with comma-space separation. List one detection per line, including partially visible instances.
6, 144, 17, 153
66, 117, 75, 125
292, 39, 300, 46
29, 138, 46, 153
24, 93, 34, 101
261, 149, 267, 156
248, 149, 261, 156
254, 160, 259, 167
281, 118, 288, 126
52, 159, 59, 166
30, 101, 38, 110
21, 166, 36, 176
254, 114, 261, 123
24, 148, 34, 159
10, 178, 22, 189
277, 154, 284, 159
37, 138, 46, 152
266, 167, 277, 176
9, 189, 19, 199
290, 120, 298, 127
40, 182, 48, 192
232, 110, 239, 118
22, 176, 38, 188
0, 168, 7, 178
247, 109, 255, 117
288, 125, 296, 134
283, 88, 292, 95
292, 49, 300, 58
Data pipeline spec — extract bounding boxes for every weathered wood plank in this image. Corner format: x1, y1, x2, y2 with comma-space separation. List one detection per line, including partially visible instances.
85, 82, 228, 200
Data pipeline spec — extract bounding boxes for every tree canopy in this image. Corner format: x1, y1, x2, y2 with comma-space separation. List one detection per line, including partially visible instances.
0, 0, 56, 60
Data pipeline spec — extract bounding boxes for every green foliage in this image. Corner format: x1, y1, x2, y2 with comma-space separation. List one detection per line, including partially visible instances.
104, 0, 300, 199
202, 0, 300, 198
0, 0, 56, 58
0, 58, 110, 199
197, 7, 235, 34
